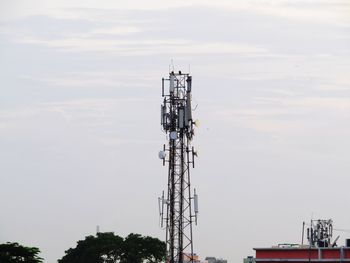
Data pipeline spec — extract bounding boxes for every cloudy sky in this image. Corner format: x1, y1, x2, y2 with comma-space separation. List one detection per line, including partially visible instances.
1, 0, 350, 262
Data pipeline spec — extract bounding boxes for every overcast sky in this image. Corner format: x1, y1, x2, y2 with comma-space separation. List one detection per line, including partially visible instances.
1, 0, 350, 262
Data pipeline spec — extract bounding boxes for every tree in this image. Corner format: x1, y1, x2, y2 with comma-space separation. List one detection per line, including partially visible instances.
121, 233, 165, 263
0, 242, 43, 263
58, 232, 165, 263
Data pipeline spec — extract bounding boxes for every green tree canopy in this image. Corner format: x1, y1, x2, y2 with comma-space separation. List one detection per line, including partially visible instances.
58, 232, 165, 263
0, 242, 43, 263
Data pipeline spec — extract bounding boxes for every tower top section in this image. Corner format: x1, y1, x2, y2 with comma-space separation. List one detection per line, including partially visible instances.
161, 71, 194, 141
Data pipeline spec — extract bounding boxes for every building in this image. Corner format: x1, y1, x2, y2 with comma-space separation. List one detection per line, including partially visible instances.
205, 257, 228, 263
183, 253, 200, 262
182, 254, 228, 263
254, 244, 350, 263
246, 219, 350, 263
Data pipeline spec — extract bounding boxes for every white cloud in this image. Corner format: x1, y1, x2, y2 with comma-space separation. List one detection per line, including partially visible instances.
213, 94, 350, 136
287, 97, 350, 111
0, 98, 149, 125
253, 96, 350, 111
0, 108, 39, 121
18, 36, 268, 56
2, 0, 349, 27
19, 71, 155, 89
89, 25, 141, 35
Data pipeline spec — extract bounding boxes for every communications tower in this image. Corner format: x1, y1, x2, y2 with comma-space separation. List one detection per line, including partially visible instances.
158, 71, 199, 263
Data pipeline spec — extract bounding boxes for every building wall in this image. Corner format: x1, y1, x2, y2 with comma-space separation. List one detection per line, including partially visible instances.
255, 248, 350, 263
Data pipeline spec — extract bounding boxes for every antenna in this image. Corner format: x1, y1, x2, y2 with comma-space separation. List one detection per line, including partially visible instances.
332, 235, 340, 247
169, 59, 175, 73
307, 219, 334, 247
158, 70, 198, 263
194, 189, 199, 225
302, 221, 305, 245
158, 191, 166, 228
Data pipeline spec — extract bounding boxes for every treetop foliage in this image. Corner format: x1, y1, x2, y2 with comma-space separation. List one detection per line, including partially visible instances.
0, 242, 43, 263
58, 232, 165, 263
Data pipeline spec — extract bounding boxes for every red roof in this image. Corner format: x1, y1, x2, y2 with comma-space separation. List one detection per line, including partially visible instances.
254, 247, 350, 262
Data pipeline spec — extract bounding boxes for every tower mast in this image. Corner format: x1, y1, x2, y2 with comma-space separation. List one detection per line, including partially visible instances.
159, 71, 198, 263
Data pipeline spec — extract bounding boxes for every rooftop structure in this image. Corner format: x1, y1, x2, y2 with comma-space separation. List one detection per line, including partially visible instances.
246, 219, 350, 263
254, 245, 350, 263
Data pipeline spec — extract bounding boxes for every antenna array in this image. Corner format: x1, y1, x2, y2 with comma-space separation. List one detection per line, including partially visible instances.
307, 219, 334, 247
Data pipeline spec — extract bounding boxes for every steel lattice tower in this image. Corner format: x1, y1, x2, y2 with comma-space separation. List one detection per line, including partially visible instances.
158, 71, 198, 263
